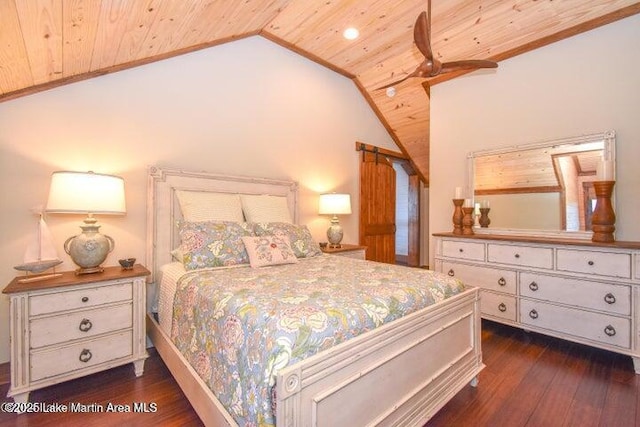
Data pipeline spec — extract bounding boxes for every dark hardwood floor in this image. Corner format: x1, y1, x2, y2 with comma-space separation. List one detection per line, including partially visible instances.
1, 320, 638, 426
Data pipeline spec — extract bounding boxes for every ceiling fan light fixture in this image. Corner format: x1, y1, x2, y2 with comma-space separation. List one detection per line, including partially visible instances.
343, 27, 359, 40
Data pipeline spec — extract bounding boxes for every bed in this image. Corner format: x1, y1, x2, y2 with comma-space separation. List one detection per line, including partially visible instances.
145, 166, 483, 426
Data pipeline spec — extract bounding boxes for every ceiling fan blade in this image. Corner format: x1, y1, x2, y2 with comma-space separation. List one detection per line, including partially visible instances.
376, 74, 414, 91
414, 10, 433, 61
440, 59, 498, 74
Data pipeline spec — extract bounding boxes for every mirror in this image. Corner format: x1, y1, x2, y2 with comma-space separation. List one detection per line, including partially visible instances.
468, 131, 615, 235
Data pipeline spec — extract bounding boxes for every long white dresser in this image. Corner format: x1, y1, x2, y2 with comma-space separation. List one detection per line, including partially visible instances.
433, 232, 640, 372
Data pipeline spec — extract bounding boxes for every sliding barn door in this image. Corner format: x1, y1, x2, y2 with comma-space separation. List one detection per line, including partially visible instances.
360, 152, 396, 263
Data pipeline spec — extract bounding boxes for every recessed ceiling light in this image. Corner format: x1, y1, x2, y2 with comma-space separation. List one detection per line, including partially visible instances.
386, 87, 396, 97
343, 27, 359, 40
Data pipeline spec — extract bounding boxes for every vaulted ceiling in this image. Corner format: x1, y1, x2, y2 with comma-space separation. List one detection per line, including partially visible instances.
2, 0, 639, 184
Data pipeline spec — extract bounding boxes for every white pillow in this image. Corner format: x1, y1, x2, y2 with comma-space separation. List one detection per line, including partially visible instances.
175, 191, 244, 222
240, 195, 293, 223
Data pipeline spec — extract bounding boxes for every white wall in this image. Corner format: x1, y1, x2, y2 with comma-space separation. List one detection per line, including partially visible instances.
0, 36, 397, 363
430, 14, 640, 266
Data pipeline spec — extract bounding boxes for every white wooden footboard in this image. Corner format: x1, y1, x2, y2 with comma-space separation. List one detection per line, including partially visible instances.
276, 287, 482, 426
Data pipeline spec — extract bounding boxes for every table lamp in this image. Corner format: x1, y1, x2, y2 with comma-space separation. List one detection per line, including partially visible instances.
318, 193, 351, 248
46, 171, 126, 274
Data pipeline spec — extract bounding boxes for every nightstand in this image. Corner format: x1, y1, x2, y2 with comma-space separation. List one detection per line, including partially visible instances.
321, 244, 367, 260
3, 264, 150, 403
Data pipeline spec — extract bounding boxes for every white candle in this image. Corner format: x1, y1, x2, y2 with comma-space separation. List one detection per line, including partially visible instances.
481, 200, 490, 209
596, 160, 614, 181
454, 187, 462, 199
474, 203, 481, 215
464, 198, 472, 208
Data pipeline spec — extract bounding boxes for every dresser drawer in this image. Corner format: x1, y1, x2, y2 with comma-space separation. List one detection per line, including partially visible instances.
30, 331, 133, 382
30, 282, 133, 316
520, 299, 630, 349
30, 303, 133, 349
442, 261, 516, 295
441, 240, 485, 261
481, 291, 516, 322
520, 273, 630, 316
488, 244, 553, 269
556, 249, 631, 279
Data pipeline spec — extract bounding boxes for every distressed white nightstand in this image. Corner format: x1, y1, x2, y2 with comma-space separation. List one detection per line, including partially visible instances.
321, 244, 367, 260
3, 264, 150, 403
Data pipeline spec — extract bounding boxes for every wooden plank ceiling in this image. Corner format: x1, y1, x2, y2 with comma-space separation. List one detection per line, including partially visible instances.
2, 0, 639, 184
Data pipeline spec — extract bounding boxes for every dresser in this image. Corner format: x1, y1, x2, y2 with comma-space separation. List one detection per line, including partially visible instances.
433, 232, 640, 372
3, 264, 150, 403
321, 243, 367, 260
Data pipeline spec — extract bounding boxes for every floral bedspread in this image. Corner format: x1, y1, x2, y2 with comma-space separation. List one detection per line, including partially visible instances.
170, 255, 465, 427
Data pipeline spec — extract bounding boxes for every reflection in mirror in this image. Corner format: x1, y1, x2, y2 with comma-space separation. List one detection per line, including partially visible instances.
469, 131, 615, 233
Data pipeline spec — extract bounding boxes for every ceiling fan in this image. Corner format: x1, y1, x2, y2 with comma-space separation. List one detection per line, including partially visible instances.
378, 0, 498, 90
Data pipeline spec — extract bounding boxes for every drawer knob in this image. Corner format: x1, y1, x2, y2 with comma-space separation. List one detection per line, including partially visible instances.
498, 277, 506, 286
604, 325, 616, 337
448, 269, 455, 277
81, 296, 89, 303
529, 309, 539, 319
529, 282, 539, 291
514, 254, 520, 258
79, 318, 93, 332
588, 260, 594, 266
498, 303, 507, 312
79, 349, 92, 363
604, 293, 616, 304
459, 248, 464, 253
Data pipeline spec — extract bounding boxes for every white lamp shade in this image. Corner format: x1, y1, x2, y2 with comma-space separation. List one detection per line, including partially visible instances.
46, 171, 126, 215
318, 193, 352, 215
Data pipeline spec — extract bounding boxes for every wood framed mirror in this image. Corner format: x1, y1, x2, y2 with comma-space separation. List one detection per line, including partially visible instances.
467, 130, 616, 238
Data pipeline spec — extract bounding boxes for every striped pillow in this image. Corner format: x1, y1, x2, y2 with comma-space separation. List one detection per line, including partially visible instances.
240, 195, 292, 223
176, 191, 244, 223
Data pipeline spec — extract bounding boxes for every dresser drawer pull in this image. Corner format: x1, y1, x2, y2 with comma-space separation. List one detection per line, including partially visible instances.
79, 319, 93, 332
498, 277, 506, 286
79, 349, 92, 363
448, 269, 455, 277
588, 260, 594, 266
604, 293, 616, 304
514, 254, 520, 258
604, 325, 616, 337
459, 248, 464, 253
529, 309, 539, 319
498, 303, 507, 312
529, 282, 539, 291
81, 297, 89, 303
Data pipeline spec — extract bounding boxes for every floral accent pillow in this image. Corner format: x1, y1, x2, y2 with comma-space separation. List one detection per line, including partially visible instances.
241, 235, 299, 268
253, 222, 322, 258
178, 221, 253, 270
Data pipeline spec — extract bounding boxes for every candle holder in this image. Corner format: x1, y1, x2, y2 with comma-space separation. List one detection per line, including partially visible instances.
479, 208, 491, 228
462, 207, 475, 235
591, 180, 616, 243
452, 199, 464, 235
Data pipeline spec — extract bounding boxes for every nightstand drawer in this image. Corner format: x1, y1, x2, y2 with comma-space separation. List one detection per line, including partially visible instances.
30, 303, 133, 349
30, 331, 133, 382
30, 282, 132, 316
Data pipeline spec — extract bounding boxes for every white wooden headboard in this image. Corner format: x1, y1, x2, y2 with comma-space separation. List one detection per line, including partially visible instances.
146, 166, 299, 283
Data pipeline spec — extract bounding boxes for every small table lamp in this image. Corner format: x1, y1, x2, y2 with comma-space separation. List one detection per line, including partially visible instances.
318, 193, 352, 248
46, 171, 126, 274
